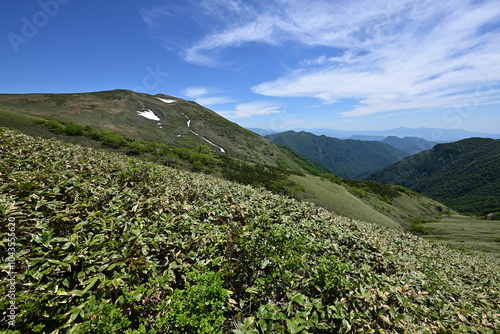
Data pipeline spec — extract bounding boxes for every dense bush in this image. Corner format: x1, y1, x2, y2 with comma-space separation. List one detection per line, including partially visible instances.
45, 119, 64, 134
220, 157, 304, 197
63, 121, 85, 136
321, 173, 343, 184
100, 130, 127, 148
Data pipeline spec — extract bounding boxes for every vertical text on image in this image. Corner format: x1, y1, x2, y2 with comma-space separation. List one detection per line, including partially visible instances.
6, 216, 17, 327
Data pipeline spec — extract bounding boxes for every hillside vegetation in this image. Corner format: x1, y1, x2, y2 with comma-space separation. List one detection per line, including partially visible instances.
0, 90, 309, 171
2, 108, 497, 254
366, 137, 500, 215
265, 131, 408, 179
1, 128, 499, 333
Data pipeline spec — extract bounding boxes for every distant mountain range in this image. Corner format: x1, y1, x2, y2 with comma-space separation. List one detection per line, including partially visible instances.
250, 127, 500, 142
366, 137, 500, 214
265, 130, 408, 179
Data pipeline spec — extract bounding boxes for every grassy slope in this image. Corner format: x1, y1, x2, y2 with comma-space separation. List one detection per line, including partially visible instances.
1, 128, 499, 333
3, 108, 499, 256
0, 91, 308, 172
423, 215, 500, 256
290, 174, 500, 256
290, 174, 403, 230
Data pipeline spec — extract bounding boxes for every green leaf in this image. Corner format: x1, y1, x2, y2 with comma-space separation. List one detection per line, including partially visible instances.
77, 271, 85, 283
69, 307, 81, 322
245, 287, 258, 294
82, 277, 99, 295
129, 290, 142, 301
286, 319, 304, 333
291, 293, 307, 307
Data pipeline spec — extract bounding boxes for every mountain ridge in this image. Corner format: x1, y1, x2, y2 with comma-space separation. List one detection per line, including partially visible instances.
250, 126, 500, 142
265, 130, 408, 179
366, 137, 500, 214
0, 90, 314, 173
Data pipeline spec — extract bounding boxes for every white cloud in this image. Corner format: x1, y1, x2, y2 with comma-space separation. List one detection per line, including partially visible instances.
181, 86, 234, 106
144, 0, 500, 118
216, 101, 283, 118
182, 86, 213, 98
249, 0, 500, 117
195, 96, 234, 105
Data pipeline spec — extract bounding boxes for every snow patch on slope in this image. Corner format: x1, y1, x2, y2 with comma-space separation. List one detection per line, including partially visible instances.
157, 98, 177, 104
182, 112, 225, 154
137, 109, 160, 121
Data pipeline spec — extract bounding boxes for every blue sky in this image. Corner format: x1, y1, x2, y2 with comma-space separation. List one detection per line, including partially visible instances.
2, 0, 500, 133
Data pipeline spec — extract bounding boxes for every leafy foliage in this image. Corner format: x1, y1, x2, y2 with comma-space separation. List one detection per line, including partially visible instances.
45, 119, 65, 134
219, 156, 305, 197
0, 128, 499, 333
409, 218, 433, 235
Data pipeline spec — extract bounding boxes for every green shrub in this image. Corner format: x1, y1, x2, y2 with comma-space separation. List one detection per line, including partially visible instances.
126, 141, 148, 155
63, 121, 85, 136
196, 145, 211, 154
410, 218, 432, 235
72, 297, 132, 334
101, 130, 126, 148
158, 271, 228, 334
192, 160, 203, 170
45, 119, 65, 134
321, 173, 343, 184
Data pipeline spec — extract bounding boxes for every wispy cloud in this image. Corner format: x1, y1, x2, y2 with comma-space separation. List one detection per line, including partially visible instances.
143, 0, 500, 118
250, 0, 500, 117
216, 101, 283, 118
181, 86, 233, 105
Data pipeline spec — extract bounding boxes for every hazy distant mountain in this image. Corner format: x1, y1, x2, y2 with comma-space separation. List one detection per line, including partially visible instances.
265, 131, 408, 179
366, 137, 500, 214
286, 127, 500, 142
381, 136, 437, 155
350, 135, 386, 141
247, 128, 281, 136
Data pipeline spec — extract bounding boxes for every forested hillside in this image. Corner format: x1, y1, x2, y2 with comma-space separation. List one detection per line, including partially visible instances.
367, 137, 500, 214
265, 131, 408, 179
